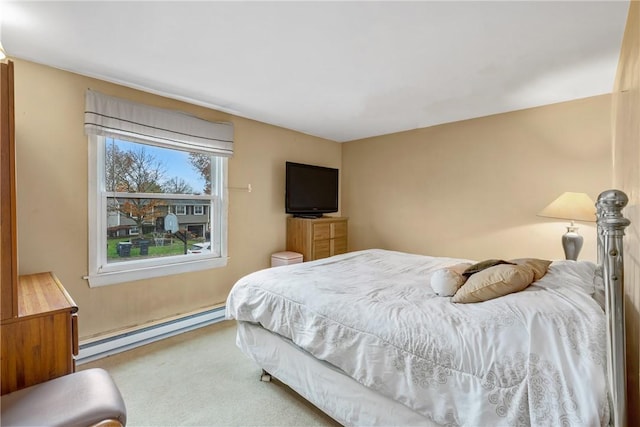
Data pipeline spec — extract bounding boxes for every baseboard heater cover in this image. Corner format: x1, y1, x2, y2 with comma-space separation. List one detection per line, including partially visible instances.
77, 306, 226, 364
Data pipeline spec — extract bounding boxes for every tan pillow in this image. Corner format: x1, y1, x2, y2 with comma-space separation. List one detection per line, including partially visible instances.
509, 258, 552, 281
452, 264, 535, 303
447, 263, 473, 276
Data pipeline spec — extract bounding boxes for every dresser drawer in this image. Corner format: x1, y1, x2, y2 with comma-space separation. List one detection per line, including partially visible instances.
313, 240, 331, 259
313, 223, 331, 240
332, 238, 348, 255
332, 222, 347, 238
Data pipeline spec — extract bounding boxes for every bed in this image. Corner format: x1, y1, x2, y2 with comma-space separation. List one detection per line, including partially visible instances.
226, 190, 630, 426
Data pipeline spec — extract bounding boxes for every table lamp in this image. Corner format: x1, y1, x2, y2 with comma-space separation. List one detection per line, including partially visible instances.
537, 192, 596, 260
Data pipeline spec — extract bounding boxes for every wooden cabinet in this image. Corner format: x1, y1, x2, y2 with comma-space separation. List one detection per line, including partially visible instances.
286, 216, 348, 261
1, 61, 17, 319
0, 61, 79, 395
1, 273, 79, 395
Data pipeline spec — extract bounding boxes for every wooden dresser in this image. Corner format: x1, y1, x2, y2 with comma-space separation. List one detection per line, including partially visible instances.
0, 61, 79, 395
286, 216, 348, 261
1, 273, 79, 395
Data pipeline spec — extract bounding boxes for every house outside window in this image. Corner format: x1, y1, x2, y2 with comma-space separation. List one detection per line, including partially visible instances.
85, 90, 233, 287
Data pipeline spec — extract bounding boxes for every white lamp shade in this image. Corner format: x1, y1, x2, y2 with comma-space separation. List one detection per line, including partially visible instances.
538, 192, 596, 223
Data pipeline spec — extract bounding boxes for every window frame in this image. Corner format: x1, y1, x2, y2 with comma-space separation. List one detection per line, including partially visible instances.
87, 134, 228, 287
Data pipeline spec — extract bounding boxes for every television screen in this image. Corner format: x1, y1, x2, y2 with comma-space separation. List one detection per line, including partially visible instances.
285, 162, 338, 217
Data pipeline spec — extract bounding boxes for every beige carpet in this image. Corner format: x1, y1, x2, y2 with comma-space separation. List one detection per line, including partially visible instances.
80, 320, 341, 427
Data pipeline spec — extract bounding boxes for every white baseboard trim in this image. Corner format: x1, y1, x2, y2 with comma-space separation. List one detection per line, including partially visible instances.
77, 306, 226, 365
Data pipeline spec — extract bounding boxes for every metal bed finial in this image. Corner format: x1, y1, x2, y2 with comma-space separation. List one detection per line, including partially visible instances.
596, 189, 630, 427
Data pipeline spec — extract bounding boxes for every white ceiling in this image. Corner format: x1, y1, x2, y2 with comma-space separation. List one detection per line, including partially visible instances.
1, 1, 630, 142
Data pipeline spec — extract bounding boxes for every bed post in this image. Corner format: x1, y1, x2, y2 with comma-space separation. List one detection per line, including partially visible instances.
596, 189, 630, 427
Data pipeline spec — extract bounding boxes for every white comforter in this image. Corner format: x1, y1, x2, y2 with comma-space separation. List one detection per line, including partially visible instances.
226, 249, 609, 426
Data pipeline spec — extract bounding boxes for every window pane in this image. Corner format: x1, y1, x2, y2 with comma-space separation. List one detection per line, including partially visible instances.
105, 138, 210, 195
106, 196, 214, 264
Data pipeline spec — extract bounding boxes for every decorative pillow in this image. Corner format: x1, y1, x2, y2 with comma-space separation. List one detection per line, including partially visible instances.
430, 263, 472, 297
462, 259, 515, 277
508, 258, 552, 281
452, 264, 535, 303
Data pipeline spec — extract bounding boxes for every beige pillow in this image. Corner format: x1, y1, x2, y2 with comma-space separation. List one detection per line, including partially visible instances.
509, 258, 552, 281
452, 264, 535, 303
447, 263, 473, 276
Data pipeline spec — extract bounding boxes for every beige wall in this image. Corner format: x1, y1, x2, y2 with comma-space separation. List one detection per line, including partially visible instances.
612, 0, 640, 415
342, 95, 612, 262
11, 45, 621, 347
13, 59, 341, 339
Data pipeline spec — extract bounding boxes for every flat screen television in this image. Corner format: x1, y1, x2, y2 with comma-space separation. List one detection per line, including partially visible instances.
285, 161, 339, 217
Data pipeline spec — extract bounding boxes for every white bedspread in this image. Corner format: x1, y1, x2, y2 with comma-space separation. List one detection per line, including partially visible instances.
226, 249, 609, 426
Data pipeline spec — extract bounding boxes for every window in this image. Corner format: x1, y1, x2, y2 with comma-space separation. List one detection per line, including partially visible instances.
85, 91, 233, 287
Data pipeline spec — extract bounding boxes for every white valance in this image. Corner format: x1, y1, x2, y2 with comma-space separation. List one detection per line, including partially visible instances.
84, 90, 233, 157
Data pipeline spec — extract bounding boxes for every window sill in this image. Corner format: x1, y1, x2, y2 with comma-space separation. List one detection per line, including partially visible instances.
85, 256, 228, 287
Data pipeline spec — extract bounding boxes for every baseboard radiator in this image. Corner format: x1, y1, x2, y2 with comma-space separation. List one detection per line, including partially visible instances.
77, 306, 226, 364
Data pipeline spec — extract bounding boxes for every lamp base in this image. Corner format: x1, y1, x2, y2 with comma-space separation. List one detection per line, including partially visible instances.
562, 225, 583, 260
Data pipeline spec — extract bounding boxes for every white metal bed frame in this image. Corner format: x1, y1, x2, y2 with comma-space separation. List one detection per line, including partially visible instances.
597, 189, 630, 427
